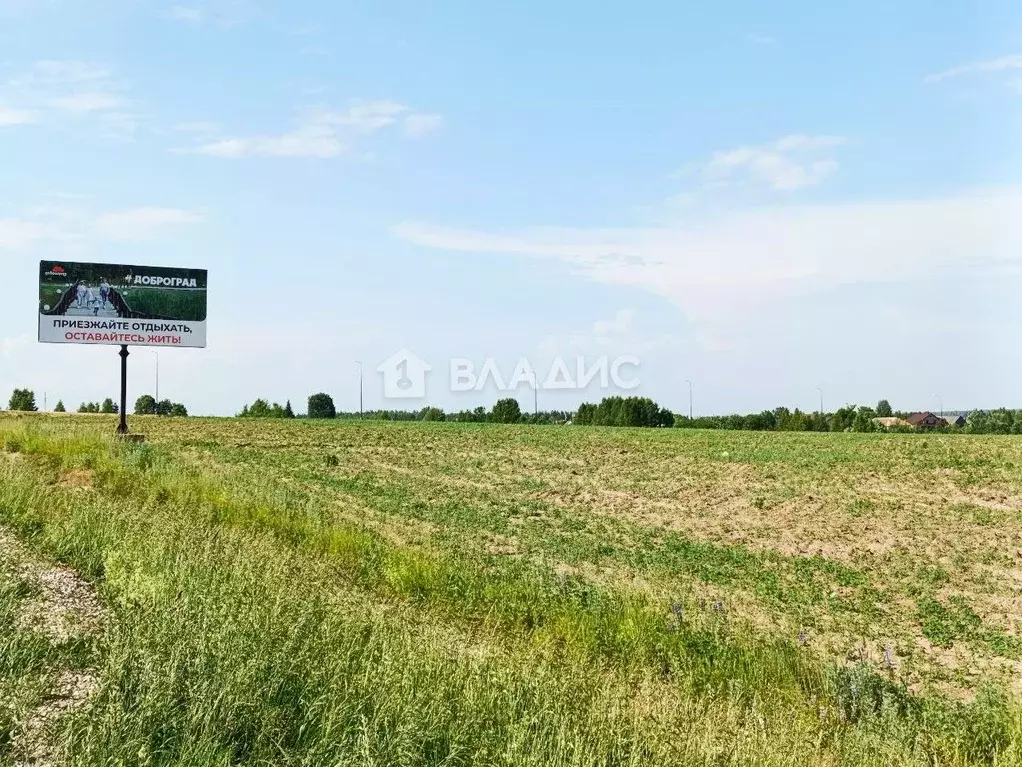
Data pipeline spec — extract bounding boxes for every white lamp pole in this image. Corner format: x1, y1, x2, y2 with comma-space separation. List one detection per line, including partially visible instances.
355, 361, 363, 418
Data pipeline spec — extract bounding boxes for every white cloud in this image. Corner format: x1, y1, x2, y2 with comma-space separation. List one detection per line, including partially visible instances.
44, 92, 126, 113
24, 61, 111, 84
0, 206, 203, 251
321, 100, 408, 132
183, 101, 439, 159
173, 120, 221, 134
404, 113, 444, 138
703, 134, 845, 191
0, 106, 36, 126
394, 187, 1022, 327
168, 5, 204, 23
0, 218, 47, 250
93, 208, 204, 241
0, 60, 136, 134
0, 335, 30, 358
162, 0, 260, 27
925, 54, 1022, 83
538, 308, 685, 359
592, 308, 635, 338
193, 127, 346, 159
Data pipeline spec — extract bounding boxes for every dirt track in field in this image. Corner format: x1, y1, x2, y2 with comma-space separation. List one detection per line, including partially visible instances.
1, 528, 105, 767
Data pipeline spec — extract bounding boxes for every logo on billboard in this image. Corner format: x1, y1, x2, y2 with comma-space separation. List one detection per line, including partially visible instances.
377, 349, 431, 398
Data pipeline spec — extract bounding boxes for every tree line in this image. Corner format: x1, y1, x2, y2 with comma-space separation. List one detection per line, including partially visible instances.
671, 400, 1022, 434
235, 394, 570, 425
672, 400, 899, 432
78, 399, 119, 414
575, 396, 674, 428
10, 385, 1022, 435
5, 388, 189, 417
135, 395, 189, 417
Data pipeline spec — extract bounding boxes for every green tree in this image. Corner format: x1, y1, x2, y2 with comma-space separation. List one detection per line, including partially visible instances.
284, 400, 295, 419
852, 407, 878, 432
420, 406, 445, 421
134, 395, 158, 415
876, 399, 893, 418
53, 400, 66, 413
575, 403, 596, 425
308, 393, 336, 419
8, 389, 37, 411
988, 408, 1014, 435
244, 399, 272, 418
491, 398, 522, 424
830, 405, 857, 432
169, 403, 188, 417
101, 398, 118, 414
966, 410, 989, 434
575, 396, 672, 428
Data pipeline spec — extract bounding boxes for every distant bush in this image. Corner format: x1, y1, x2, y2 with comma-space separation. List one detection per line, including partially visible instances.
136, 394, 188, 417
239, 399, 288, 418
7, 389, 37, 412
966, 409, 1022, 434
491, 398, 522, 424
420, 407, 445, 422
575, 396, 672, 428
307, 393, 336, 420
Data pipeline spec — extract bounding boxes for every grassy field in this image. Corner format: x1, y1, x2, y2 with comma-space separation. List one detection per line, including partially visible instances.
2, 413, 1022, 765
118, 287, 207, 321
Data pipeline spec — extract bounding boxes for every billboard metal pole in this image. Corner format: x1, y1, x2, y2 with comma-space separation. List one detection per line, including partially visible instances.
118, 345, 129, 434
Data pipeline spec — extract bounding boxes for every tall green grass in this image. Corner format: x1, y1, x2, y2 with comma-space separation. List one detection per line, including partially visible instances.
1, 420, 1021, 765
119, 288, 207, 321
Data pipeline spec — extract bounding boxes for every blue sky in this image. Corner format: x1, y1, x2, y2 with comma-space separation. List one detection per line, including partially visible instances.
2, 0, 1021, 416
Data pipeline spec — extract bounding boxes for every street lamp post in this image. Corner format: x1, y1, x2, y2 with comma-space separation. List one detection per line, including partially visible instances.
684, 379, 693, 420
152, 351, 159, 403
355, 361, 363, 419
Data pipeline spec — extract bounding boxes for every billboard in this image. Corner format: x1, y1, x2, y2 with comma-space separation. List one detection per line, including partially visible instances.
38, 261, 207, 348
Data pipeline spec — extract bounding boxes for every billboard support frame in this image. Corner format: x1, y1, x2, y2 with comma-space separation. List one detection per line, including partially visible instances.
118, 345, 129, 435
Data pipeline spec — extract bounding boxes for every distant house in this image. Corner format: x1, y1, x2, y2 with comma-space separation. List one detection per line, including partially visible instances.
906, 412, 947, 430
942, 413, 966, 428
873, 416, 912, 430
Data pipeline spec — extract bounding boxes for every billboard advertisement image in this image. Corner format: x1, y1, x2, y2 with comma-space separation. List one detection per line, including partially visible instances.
38, 261, 208, 348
